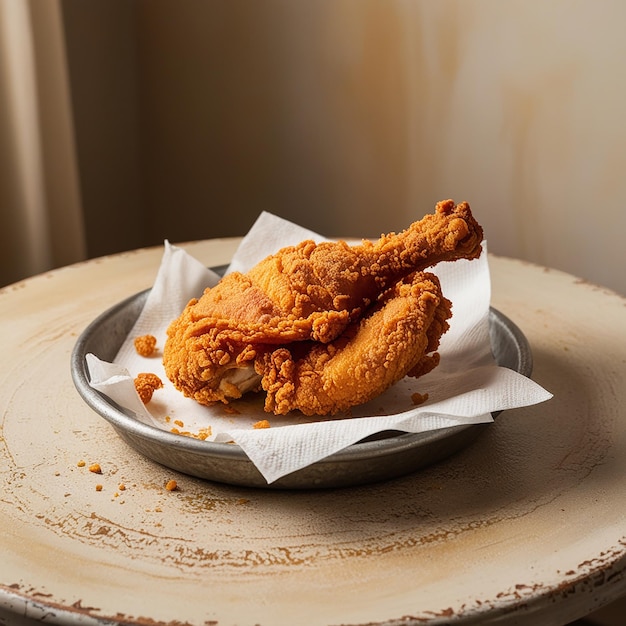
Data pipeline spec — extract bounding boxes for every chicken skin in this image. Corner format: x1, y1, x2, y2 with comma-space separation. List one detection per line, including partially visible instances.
162, 200, 483, 414
258, 272, 451, 415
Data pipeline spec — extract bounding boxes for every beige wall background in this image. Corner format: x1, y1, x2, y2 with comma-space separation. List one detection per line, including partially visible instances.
56, 0, 626, 296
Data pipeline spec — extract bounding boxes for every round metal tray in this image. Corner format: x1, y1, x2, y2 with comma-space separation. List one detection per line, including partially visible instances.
71, 284, 532, 489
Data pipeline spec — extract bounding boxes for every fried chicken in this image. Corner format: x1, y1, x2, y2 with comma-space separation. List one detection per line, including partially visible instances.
162, 200, 483, 414
258, 272, 451, 415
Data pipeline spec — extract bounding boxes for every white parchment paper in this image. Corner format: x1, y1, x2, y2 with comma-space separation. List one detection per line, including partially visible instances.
87, 212, 552, 483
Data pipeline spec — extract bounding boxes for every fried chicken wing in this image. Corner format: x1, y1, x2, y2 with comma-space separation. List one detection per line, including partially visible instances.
163, 200, 483, 411
257, 272, 451, 415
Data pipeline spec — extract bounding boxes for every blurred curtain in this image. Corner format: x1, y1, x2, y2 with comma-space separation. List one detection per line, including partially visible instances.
0, 0, 84, 287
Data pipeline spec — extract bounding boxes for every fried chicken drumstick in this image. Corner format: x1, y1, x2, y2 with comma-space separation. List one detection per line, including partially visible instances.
163, 200, 483, 415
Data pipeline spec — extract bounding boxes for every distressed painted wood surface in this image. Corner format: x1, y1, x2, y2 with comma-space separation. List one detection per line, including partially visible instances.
1, 240, 625, 625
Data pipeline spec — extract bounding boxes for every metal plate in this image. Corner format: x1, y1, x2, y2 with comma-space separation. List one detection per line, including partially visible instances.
71, 284, 533, 489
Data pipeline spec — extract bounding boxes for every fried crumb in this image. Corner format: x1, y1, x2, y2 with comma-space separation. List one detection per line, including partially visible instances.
173, 419, 184, 427
77, 460, 86, 468
170, 425, 213, 440
165, 479, 178, 492
118, 483, 126, 491
95, 484, 103, 492
253, 419, 271, 429
89, 463, 102, 474
411, 392, 429, 406
134, 334, 157, 357
222, 405, 240, 415
193, 427, 212, 441
134, 372, 163, 403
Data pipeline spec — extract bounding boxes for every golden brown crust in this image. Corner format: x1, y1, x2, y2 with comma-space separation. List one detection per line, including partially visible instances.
134, 334, 157, 357
257, 272, 451, 415
162, 200, 483, 413
134, 372, 163, 404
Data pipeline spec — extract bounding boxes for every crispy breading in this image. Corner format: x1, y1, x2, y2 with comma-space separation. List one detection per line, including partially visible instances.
257, 272, 451, 415
134, 372, 163, 404
134, 334, 157, 357
163, 200, 483, 413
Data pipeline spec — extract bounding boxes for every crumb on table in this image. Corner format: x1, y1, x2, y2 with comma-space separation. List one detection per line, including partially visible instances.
165, 479, 178, 492
88, 463, 102, 474
134, 372, 163, 403
253, 419, 271, 429
134, 334, 157, 357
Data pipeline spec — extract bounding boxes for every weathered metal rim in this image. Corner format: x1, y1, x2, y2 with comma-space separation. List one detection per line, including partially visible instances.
70, 279, 532, 468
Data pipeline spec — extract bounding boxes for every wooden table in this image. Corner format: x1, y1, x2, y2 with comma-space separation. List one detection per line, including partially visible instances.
1, 240, 625, 626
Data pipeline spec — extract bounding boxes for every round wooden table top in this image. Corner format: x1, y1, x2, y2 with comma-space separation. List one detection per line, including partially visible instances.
1, 239, 625, 626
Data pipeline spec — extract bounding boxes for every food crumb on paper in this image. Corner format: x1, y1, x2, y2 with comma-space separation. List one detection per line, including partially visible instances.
411, 392, 429, 406
134, 372, 163, 403
134, 334, 157, 357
